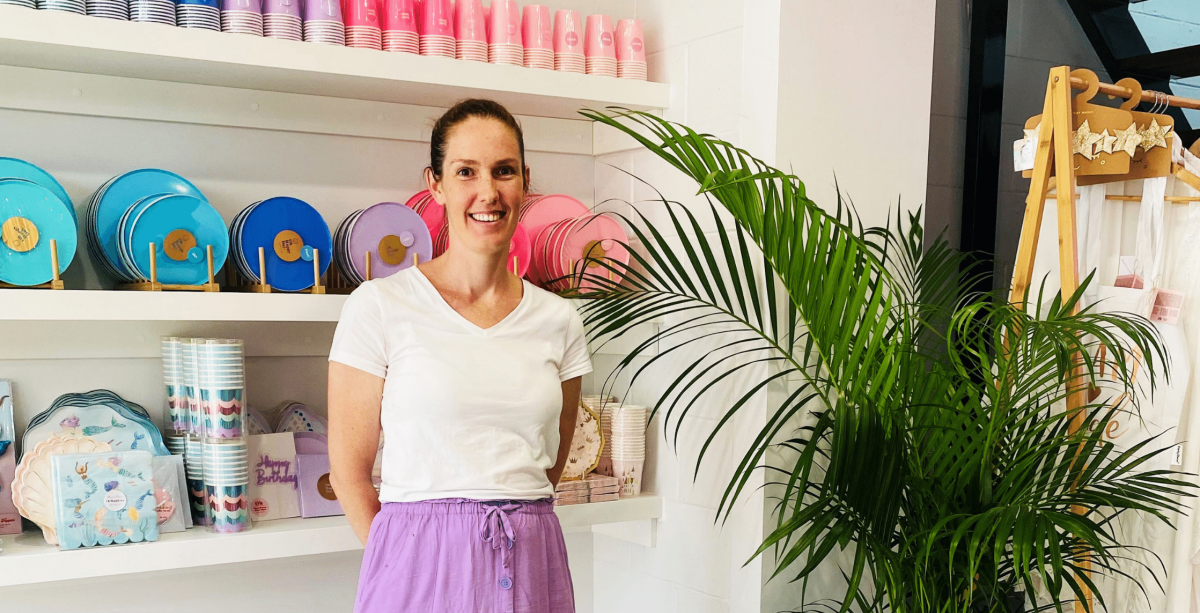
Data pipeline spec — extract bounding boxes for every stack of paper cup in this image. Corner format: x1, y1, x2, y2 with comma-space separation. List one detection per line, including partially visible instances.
344, 0, 381, 50
1, 0, 37, 9
487, 0, 521, 66
553, 9, 583, 73
85, 0, 128, 19
196, 339, 246, 439
584, 14, 616, 77
161, 337, 186, 433
610, 405, 647, 497
263, 0, 302, 40
453, 0, 486, 61
222, 0, 264, 34
382, 0, 417, 52
38, 0, 85, 14
177, 0, 221, 30
182, 338, 203, 437
203, 439, 251, 533
129, 0, 175, 24
418, 0, 453, 57
303, 0, 345, 44
164, 432, 188, 456
184, 436, 208, 525
615, 18, 646, 80
521, 4, 552, 70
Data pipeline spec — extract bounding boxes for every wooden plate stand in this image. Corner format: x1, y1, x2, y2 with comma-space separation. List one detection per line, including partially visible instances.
0, 238, 66, 290
325, 251, 423, 294
118, 243, 220, 292
227, 246, 326, 294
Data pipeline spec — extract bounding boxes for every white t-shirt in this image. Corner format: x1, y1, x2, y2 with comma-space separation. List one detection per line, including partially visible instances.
328, 267, 593, 503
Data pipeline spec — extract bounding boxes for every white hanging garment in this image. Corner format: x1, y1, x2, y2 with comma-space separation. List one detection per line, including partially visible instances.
1089, 175, 1191, 613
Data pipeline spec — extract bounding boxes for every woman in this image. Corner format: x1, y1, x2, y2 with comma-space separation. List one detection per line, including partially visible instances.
328, 99, 590, 613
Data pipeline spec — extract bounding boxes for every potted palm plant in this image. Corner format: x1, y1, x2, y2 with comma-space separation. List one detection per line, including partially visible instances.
570, 108, 1194, 613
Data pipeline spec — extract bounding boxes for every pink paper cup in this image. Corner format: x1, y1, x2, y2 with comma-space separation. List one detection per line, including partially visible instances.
553, 9, 582, 55
615, 18, 644, 62
487, 0, 520, 46
454, 0, 485, 42
419, 0, 451, 36
584, 14, 614, 59
382, 0, 414, 31
521, 4, 552, 51
611, 459, 644, 497
343, 0, 379, 27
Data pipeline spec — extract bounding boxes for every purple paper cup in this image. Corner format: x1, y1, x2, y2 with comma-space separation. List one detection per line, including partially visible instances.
303, 0, 340, 22
263, 0, 299, 17
221, 0, 261, 12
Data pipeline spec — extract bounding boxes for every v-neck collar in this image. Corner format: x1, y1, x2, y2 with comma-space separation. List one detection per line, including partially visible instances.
411, 266, 530, 336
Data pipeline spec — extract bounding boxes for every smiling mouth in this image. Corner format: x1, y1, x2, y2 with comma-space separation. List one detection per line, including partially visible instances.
468, 211, 507, 223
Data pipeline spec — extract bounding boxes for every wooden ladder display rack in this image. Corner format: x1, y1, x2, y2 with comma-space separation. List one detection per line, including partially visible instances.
1010, 65, 1200, 613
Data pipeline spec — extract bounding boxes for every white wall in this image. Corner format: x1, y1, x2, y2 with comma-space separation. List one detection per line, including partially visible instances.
773, 0, 937, 230
585, 1, 778, 612
763, 1, 937, 612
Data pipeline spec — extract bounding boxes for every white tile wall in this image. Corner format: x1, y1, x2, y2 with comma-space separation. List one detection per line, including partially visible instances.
586, 1, 774, 613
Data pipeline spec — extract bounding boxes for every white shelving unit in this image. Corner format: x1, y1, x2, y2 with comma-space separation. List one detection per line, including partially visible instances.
0, 6, 669, 121
0, 5, 668, 593
0, 495, 662, 587
0, 289, 348, 322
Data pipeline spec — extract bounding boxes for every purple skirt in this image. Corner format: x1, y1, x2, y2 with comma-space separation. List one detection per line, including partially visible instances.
353, 498, 576, 613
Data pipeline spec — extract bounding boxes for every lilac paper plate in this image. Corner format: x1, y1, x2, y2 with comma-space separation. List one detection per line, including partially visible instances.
346, 202, 432, 281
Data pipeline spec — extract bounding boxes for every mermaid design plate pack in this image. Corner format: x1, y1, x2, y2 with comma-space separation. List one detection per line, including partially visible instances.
52, 450, 159, 549
22, 391, 168, 458
14, 435, 112, 544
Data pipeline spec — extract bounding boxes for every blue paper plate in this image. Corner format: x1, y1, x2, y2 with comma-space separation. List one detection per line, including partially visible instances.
127, 194, 228, 285
0, 158, 74, 223
0, 179, 77, 286
92, 170, 205, 281
235, 197, 332, 291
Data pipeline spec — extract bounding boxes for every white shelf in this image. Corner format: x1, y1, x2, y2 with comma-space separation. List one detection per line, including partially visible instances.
0, 289, 348, 322
0, 6, 669, 120
0, 495, 663, 587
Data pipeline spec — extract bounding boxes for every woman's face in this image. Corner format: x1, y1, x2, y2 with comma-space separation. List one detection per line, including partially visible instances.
428, 117, 529, 259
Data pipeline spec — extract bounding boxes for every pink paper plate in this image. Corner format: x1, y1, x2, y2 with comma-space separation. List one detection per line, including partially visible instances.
519, 194, 589, 243
508, 223, 532, 277
561, 214, 628, 290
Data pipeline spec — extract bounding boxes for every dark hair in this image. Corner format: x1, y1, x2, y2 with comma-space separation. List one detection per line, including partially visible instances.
428, 99, 526, 182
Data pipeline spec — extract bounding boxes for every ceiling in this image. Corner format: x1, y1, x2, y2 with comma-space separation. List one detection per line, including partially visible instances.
1068, 0, 1200, 136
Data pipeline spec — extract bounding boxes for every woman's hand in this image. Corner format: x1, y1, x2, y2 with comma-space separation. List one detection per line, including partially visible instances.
328, 361, 385, 546
547, 376, 582, 487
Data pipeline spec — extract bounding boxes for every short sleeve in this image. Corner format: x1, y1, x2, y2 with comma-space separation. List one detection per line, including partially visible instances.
328, 283, 388, 378
558, 302, 593, 381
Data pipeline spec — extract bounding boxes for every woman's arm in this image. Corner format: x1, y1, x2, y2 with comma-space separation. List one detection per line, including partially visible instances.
547, 376, 583, 486
328, 361, 384, 546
